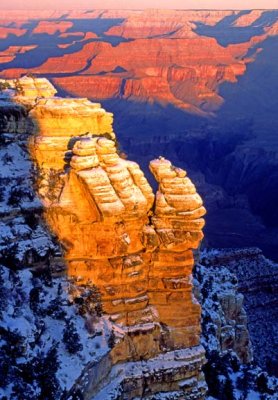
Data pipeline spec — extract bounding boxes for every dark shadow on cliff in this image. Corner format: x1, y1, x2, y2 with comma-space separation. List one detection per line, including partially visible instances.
0, 88, 58, 271
0, 18, 131, 74
195, 10, 278, 46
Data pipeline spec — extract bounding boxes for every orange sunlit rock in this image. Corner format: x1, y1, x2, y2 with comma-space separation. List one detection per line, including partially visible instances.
0, 45, 37, 64
0, 26, 26, 39
23, 77, 206, 352
105, 9, 238, 38
233, 10, 263, 27
33, 20, 73, 35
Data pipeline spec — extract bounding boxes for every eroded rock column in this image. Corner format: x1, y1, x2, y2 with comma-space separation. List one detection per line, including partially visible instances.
149, 157, 206, 349
26, 79, 207, 399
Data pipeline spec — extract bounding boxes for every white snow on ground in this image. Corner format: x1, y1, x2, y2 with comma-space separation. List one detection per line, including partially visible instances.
0, 264, 112, 396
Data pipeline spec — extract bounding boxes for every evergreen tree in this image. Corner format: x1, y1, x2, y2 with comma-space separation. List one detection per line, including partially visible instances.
108, 330, 116, 349
63, 319, 83, 354
222, 376, 235, 400
29, 287, 41, 314
256, 373, 269, 393
18, 343, 61, 400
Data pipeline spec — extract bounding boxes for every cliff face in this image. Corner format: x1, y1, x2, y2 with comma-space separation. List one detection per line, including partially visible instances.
0, 79, 57, 272
49, 36, 251, 116
0, 78, 96, 400
104, 9, 238, 38
30, 79, 207, 399
1, 76, 207, 399
194, 262, 252, 365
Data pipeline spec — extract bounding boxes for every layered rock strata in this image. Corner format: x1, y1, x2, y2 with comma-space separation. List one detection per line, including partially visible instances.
31, 126, 206, 346
1, 76, 207, 398
1, 10, 277, 115
0, 77, 113, 399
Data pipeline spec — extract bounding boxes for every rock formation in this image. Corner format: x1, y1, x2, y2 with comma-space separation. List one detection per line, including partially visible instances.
0, 77, 114, 399
0, 76, 207, 398
200, 248, 278, 377
232, 10, 264, 27
194, 255, 278, 399
33, 21, 73, 35
194, 261, 253, 364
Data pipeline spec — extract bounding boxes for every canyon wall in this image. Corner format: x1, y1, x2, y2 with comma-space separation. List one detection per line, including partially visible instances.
0, 10, 277, 116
